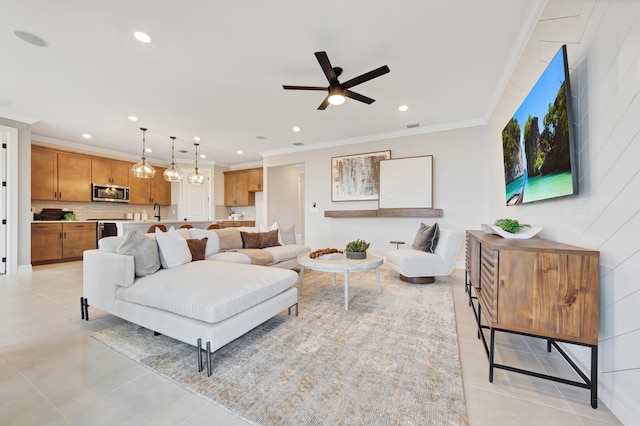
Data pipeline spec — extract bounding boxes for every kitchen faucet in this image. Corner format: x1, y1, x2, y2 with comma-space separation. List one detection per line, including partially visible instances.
153, 203, 161, 221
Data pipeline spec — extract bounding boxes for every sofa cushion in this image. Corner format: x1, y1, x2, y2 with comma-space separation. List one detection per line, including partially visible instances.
115, 230, 161, 278
263, 244, 311, 264
280, 224, 296, 245
156, 228, 192, 268
241, 230, 281, 249
189, 228, 221, 257
186, 238, 208, 261
411, 222, 440, 253
215, 228, 243, 250
116, 261, 298, 323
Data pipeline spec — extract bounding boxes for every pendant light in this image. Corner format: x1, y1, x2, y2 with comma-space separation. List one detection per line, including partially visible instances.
188, 143, 205, 185
163, 136, 183, 182
131, 127, 155, 178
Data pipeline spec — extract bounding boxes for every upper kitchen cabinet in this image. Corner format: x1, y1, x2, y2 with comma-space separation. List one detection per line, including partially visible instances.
91, 158, 129, 186
31, 146, 91, 202
247, 168, 263, 192
224, 169, 253, 206
129, 166, 171, 205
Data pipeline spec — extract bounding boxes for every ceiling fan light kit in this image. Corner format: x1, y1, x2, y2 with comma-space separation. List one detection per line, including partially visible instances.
283, 51, 390, 110
131, 127, 156, 179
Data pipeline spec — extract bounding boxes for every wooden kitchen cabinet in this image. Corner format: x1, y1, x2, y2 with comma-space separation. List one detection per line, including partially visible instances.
92, 158, 129, 186
224, 168, 262, 206
31, 147, 92, 202
129, 166, 171, 205
247, 168, 263, 191
31, 222, 96, 265
219, 220, 255, 228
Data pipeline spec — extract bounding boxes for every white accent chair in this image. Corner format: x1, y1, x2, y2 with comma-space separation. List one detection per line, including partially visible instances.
385, 228, 464, 284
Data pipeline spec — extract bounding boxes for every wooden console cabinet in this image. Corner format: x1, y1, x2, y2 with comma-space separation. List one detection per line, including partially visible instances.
465, 230, 600, 408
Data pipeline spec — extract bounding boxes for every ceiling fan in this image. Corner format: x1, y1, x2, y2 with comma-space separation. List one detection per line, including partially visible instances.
283, 51, 390, 110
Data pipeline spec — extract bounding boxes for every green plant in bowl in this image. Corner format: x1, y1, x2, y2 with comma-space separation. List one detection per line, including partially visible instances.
494, 218, 529, 233
345, 239, 370, 259
63, 213, 76, 221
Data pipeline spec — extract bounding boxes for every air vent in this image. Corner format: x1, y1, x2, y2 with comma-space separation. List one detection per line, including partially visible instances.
293, 142, 304, 146
406, 123, 420, 128
178, 149, 189, 153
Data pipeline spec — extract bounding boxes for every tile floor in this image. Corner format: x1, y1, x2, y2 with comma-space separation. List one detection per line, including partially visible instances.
0, 262, 622, 425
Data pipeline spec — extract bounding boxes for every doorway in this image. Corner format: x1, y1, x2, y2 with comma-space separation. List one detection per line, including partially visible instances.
266, 164, 304, 243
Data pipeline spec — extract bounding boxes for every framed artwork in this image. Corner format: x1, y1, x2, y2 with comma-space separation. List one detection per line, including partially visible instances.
378, 155, 433, 208
331, 150, 391, 201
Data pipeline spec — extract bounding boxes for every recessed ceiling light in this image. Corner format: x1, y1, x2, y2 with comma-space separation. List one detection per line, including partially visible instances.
293, 142, 304, 146
14, 30, 47, 47
134, 32, 151, 43
292, 126, 301, 132
145, 148, 152, 153
178, 149, 188, 154
406, 123, 420, 128
256, 136, 266, 140
399, 105, 409, 112
128, 115, 138, 121
193, 136, 201, 141
199, 154, 206, 158
82, 134, 91, 139
237, 150, 244, 155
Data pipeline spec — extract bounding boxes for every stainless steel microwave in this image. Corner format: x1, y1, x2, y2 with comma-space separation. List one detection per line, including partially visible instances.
92, 184, 130, 203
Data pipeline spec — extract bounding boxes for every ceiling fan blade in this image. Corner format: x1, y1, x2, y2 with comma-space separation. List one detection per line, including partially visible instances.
283, 85, 327, 91
317, 96, 331, 110
315, 51, 338, 85
342, 65, 390, 89
345, 90, 375, 104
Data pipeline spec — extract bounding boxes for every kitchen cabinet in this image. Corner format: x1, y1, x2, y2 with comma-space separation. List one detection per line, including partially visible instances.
247, 168, 263, 191
224, 168, 262, 206
92, 158, 129, 186
31, 147, 92, 202
129, 166, 171, 205
31, 222, 96, 265
219, 220, 255, 228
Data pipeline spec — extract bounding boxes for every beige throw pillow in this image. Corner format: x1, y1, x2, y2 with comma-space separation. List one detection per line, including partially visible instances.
411, 222, 440, 253
215, 228, 243, 250
116, 230, 161, 277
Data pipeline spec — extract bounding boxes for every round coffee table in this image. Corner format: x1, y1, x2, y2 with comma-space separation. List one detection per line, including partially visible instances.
297, 253, 383, 310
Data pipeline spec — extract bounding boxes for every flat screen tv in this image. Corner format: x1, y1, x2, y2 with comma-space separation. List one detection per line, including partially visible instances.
502, 44, 577, 205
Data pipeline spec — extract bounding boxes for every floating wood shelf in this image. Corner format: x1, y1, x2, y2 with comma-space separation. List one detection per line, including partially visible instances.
324, 208, 443, 218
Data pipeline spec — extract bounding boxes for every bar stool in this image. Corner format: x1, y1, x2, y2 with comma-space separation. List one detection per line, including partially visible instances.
147, 224, 167, 233
207, 223, 220, 230
180, 224, 193, 229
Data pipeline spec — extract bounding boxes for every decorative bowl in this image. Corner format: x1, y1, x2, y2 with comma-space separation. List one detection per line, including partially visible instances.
481, 224, 542, 239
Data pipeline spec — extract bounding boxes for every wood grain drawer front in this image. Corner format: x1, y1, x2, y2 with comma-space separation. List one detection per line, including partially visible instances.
465, 234, 471, 273
32, 223, 62, 232
496, 250, 599, 344
62, 222, 95, 231
479, 245, 497, 322
220, 221, 242, 228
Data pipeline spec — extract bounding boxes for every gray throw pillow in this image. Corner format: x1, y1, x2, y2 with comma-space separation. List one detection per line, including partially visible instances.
116, 229, 161, 277
280, 224, 296, 245
411, 222, 440, 253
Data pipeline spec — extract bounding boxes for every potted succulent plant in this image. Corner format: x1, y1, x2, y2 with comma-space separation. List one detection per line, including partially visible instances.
345, 239, 370, 259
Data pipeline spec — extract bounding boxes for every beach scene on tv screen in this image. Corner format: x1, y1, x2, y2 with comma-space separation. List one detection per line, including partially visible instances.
502, 47, 574, 205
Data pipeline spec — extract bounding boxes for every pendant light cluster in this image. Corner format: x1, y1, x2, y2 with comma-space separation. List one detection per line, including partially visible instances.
130, 128, 205, 185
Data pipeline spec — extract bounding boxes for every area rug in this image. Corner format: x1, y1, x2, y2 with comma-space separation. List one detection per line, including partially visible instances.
92, 268, 468, 425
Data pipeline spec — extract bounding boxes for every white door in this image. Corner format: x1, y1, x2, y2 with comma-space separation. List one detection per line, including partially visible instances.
179, 168, 211, 221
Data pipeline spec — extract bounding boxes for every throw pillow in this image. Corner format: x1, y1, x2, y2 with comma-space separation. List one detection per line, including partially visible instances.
241, 231, 262, 249
186, 238, 208, 261
411, 222, 440, 253
215, 228, 243, 250
189, 228, 221, 257
260, 229, 281, 248
240, 230, 281, 249
155, 228, 192, 268
116, 230, 161, 277
280, 223, 296, 245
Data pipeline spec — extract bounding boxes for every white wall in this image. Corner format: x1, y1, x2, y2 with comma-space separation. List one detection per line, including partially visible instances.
487, 1, 640, 423
264, 125, 490, 258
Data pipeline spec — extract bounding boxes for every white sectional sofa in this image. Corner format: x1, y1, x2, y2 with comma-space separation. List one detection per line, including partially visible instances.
82, 226, 309, 375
